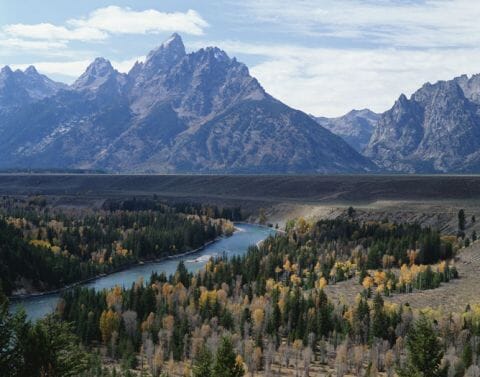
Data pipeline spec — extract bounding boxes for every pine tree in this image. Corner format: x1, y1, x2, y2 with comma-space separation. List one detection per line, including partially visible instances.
213, 337, 244, 377
355, 297, 370, 343
371, 293, 387, 340
458, 209, 466, 231
28, 315, 89, 377
462, 341, 473, 369
0, 288, 23, 377
397, 315, 443, 377
192, 345, 213, 377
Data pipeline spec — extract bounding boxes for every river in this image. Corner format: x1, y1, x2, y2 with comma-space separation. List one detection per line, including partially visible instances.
11, 223, 276, 321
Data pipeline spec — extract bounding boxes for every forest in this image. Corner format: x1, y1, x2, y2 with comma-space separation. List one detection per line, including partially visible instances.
1, 205, 478, 377
0, 197, 236, 296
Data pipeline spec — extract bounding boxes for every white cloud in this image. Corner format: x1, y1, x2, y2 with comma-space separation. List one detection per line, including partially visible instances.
4, 23, 107, 41
206, 40, 480, 116
69, 6, 208, 36
5, 1, 480, 117
0, 37, 67, 51
242, 0, 480, 48
1, 6, 208, 52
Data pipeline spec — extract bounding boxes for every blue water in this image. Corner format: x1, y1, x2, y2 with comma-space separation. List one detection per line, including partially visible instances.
11, 223, 275, 321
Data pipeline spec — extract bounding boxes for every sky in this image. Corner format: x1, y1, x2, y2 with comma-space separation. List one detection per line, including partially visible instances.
2, 0, 480, 117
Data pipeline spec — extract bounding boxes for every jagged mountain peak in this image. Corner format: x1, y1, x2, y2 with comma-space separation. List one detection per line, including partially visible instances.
453, 73, 480, 105
196, 46, 230, 61
72, 57, 124, 92
397, 93, 409, 103
128, 34, 265, 118
146, 36, 185, 61
143, 33, 186, 74
0, 64, 66, 106
366, 73, 480, 173
0, 37, 376, 174
83, 57, 115, 76
0, 65, 13, 77
24, 65, 38, 75
162, 32, 184, 49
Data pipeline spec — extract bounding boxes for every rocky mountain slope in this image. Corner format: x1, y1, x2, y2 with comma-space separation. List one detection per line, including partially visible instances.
365, 74, 480, 172
314, 109, 380, 152
0, 34, 375, 173
0, 65, 66, 113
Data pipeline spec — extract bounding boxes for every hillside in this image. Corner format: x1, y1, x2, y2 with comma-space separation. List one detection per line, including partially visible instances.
314, 109, 380, 153
365, 74, 480, 172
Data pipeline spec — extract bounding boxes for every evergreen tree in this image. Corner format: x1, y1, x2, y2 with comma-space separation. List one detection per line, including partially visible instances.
25, 315, 89, 377
213, 337, 244, 377
458, 209, 466, 231
0, 288, 23, 377
397, 315, 443, 377
371, 293, 388, 340
462, 341, 473, 369
192, 345, 213, 377
355, 297, 370, 343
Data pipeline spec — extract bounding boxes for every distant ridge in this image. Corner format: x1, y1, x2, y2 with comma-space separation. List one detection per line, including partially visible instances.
0, 34, 375, 174
314, 109, 380, 153
365, 74, 480, 173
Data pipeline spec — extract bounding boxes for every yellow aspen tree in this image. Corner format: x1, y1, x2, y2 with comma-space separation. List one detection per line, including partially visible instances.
362, 276, 374, 290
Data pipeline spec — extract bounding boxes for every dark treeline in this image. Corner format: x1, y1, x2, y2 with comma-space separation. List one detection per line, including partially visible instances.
0, 218, 87, 295
103, 198, 244, 221
305, 219, 451, 268
0, 197, 234, 296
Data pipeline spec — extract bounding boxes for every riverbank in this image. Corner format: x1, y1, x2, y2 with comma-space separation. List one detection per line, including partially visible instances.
9, 233, 231, 301
11, 223, 276, 320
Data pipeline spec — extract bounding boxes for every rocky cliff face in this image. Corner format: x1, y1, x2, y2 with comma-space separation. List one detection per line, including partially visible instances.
0, 34, 375, 173
365, 76, 480, 172
0, 65, 66, 113
314, 109, 380, 153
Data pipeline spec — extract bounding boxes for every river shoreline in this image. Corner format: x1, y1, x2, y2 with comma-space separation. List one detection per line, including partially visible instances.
11, 223, 277, 320
10, 222, 282, 301
9, 232, 231, 301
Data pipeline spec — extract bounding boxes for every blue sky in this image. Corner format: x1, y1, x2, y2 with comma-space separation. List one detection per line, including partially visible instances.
2, 0, 480, 116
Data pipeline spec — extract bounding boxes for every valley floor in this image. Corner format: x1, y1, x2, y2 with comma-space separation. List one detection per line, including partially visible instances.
4, 174, 480, 377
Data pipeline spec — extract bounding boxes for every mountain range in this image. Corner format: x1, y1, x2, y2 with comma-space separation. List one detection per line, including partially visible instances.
313, 109, 380, 153
365, 74, 480, 172
0, 34, 375, 174
313, 74, 480, 174
4, 33, 480, 174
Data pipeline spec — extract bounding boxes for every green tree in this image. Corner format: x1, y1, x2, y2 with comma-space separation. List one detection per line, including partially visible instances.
213, 337, 244, 377
371, 293, 387, 340
26, 315, 89, 377
458, 209, 466, 231
192, 345, 213, 377
258, 209, 267, 225
0, 289, 23, 377
397, 315, 443, 377
462, 341, 473, 369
